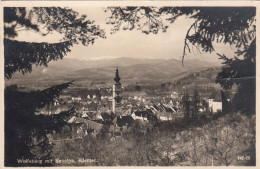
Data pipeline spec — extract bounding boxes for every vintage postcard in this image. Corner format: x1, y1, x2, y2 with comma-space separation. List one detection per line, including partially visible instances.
0, 1, 259, 168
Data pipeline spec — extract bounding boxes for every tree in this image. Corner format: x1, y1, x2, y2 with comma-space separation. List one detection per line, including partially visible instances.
105, 7, 256, 116
4, 7, 105, 166
191, 88, 200, 120
182, 92, 191, 119
5, 82, 75, 166
200, 122, 245, 166
216, 39, 255, 116
135, 84, 141, 92
4, 7, 105, 79
184, 113, 255, 166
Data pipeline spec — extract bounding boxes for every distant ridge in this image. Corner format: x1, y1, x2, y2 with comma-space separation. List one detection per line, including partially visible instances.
7, 57, 222, 84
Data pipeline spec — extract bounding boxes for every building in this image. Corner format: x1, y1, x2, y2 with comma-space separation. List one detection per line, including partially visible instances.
66, 116, 104, 137
171, 92, 179, 99
115, 115, 135, 128
158, 114, 172, 121
72, 97, 81, 101
112, 67, 122, 115
208, 99, 222, 113
131, 111, 148, 121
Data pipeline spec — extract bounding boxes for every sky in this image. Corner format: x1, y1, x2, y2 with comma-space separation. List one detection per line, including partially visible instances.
15, 7, 236, 64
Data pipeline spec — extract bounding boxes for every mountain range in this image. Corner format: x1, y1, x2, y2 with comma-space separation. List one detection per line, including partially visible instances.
7, 57, 222, 85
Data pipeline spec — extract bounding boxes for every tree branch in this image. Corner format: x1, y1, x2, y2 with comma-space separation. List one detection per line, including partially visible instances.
182, 19, 199, 66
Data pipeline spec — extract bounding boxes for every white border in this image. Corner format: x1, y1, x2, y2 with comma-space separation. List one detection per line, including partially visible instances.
0, 1, 259, 169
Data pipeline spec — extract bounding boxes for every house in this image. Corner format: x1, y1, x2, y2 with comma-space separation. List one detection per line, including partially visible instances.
208, 99, 222, 113
131, 110, 158, 122
146, 109, 158, 122
131, 111, 148, 121
115, 115, 135, 128
150, 105, 159, 114
157, 110, 173, 121
122, 108, 133, 116
157, 103, 166, 111
170, 106, 178, 114
150, 103, 178, 115
100, 112, 114, 125
96, 114, 103, 120
67, 116, 104, 136
162, 104, 175, 113
72, 97, 82, 101
171, 92, 179, 99
81, 113, 90, 119
84, 119, 104, 134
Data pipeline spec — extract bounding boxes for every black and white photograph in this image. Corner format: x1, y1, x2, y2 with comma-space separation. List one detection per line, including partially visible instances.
1, 1, 258, 167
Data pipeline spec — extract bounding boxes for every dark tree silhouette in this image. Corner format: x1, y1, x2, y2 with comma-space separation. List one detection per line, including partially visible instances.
192, 88, 200, 120
216, 39, 255, 116
106, 7, 256, 116
105, 7, 168, 34
4, 7, 105, 166
5, 82, 75, 166
182, 92, 191, 119
4, 38, 72, 79
4, 7, 105, 79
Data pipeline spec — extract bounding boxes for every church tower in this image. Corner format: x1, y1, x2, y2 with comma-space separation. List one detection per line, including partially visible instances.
112, 67, 122, 115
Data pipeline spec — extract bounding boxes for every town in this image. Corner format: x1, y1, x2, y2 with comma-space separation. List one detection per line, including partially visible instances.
35, 67, 235, 141
3, 5, 256, 167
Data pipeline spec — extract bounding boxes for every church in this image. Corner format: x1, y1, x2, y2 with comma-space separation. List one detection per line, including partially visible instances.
112, 67, 122, 115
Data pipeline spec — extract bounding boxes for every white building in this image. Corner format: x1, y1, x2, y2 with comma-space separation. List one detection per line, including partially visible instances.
131, 112, 148, 121
171, 92, 179, 99
72, 97, 81, 101
158, 115, 172, 121
93, 95, 97, 99
208, 99, 222, 113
